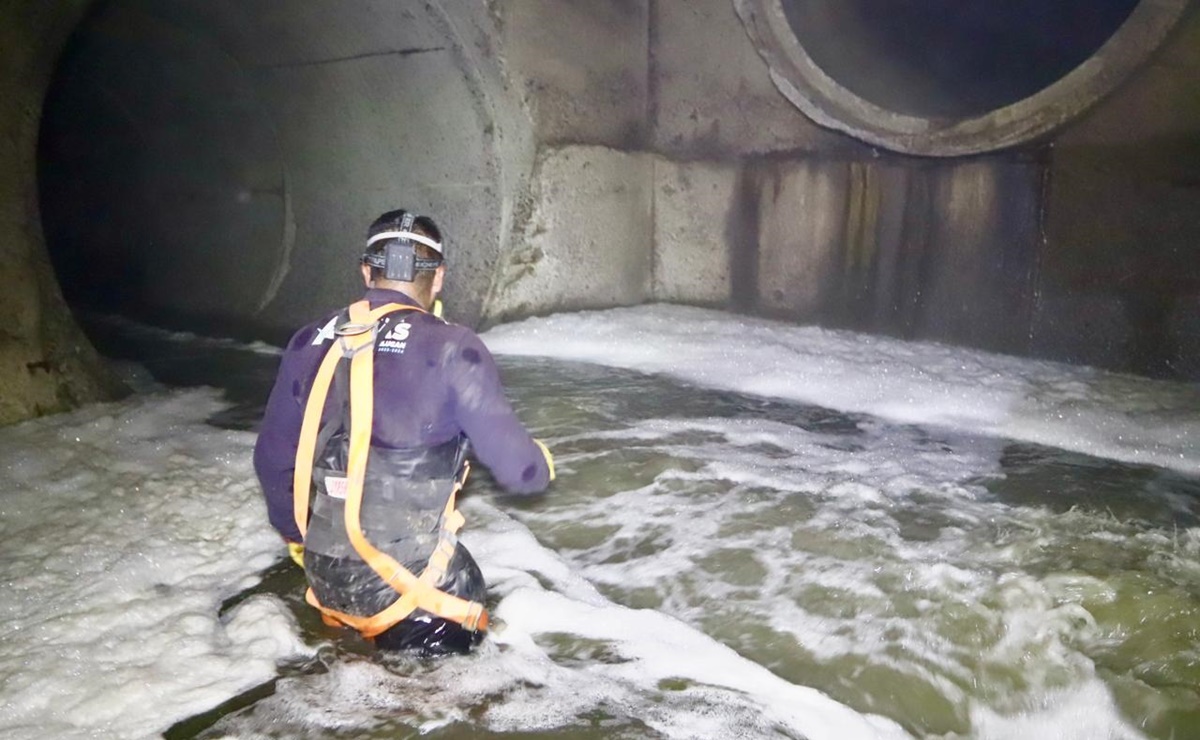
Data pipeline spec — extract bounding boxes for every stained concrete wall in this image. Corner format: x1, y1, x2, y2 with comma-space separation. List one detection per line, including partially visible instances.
654, 159, 737, 306
650, 0, 848, 157
485, 145, 654, 321
492, 0, 1056, 354
497, 0, 650, 149
491, 0, 1198, 373
0, 0, 124, 425
1040, 10, 1200, 377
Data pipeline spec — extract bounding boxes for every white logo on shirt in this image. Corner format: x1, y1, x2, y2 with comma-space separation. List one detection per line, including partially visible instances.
377, 321, 411, 354
312, 317, 337, 345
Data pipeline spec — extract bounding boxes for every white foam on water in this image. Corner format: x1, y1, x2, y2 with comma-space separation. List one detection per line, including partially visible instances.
475, 501, 909, 739
0, 383, 903, 740
211, 499, 909, 740
969, 679, 1147, 740
488, 586, 908, 740
508, 410, 1187, 738
0, 389, 311, 740
482, 304, 1200, 474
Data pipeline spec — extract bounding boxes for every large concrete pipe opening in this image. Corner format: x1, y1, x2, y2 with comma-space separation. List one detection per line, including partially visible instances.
736, 0, 1192, 154
38, 0, 526, 342
782, 0, 1140, 119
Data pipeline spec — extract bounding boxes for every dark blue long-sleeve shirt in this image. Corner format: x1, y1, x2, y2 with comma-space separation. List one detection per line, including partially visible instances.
254, 289, 551, 542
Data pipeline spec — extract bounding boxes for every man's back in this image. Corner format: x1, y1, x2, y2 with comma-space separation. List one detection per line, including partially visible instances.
254, 288, 552, 544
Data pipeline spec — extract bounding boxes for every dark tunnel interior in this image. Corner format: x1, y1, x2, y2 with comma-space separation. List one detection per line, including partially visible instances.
36, 0, 508, 344
38, 1, 288, 332
781, 0, 1142, 119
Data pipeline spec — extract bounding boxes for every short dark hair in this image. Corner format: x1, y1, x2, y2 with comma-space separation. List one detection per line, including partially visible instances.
364, 209, 444, 287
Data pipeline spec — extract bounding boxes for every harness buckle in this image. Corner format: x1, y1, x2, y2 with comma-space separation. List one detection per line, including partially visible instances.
335, 321, 375, 336
464, 602, 487, 633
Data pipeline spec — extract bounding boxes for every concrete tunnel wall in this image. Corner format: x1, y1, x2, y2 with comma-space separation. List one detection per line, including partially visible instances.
0, 0, 125, 425
3, 0, 1199, 426
38, 0, 533, 334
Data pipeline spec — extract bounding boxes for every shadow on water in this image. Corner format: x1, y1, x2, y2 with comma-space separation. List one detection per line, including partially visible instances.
79, 313, 281, 431
989, 443, 1200, 529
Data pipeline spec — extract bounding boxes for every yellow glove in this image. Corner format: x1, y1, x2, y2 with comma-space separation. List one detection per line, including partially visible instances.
533, 438, 556, 482
432, 299, 445, 318
287, 542, 305, 568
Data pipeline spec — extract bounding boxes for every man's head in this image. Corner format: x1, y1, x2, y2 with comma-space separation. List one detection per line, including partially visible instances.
361, 209, 445, 308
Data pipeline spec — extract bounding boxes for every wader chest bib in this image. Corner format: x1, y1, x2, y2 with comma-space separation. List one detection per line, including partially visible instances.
292, 301, 488, 636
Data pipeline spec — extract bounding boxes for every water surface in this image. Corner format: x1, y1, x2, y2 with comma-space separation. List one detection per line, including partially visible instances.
7, 307, 1197, 739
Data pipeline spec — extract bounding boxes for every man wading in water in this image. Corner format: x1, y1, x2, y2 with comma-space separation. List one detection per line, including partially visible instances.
254, 209, 555, 654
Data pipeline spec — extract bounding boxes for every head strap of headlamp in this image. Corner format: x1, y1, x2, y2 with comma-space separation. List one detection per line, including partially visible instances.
362, 212, 443, 282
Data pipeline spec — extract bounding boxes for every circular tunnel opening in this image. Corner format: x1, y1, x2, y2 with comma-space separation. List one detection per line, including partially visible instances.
737, 0, 1192, 155
780, 0, 1139, 120
38, 0, 511, 344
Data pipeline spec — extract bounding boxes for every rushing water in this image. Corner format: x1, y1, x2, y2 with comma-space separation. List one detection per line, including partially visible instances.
6, 308, 1199, 740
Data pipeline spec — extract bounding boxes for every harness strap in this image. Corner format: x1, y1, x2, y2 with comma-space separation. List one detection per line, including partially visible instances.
294, 302, 418, 538
418, 462, 469, 589
293, 342, 343, 539
293, 300, 489, 637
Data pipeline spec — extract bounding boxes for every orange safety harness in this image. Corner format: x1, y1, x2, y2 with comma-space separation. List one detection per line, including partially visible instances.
292, 300, 488, 636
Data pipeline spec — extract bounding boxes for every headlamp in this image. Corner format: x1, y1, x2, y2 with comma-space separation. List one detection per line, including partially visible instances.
361, 212, 443, 282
